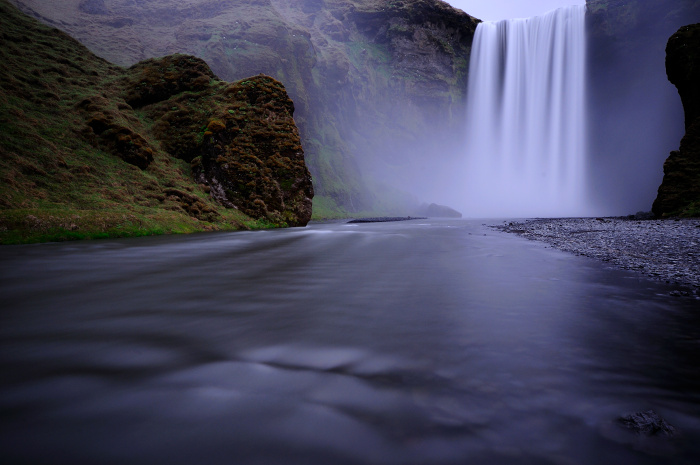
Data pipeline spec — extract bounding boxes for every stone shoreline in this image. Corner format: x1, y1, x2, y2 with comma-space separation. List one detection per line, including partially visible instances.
494, 217, 700, 295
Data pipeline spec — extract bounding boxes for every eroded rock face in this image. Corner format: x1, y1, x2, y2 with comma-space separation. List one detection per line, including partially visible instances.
618, 410, 677, 437
666, 24, 700, 131
586, 0, 700, 214
120, 57, 313, 226
653, 24, 700, 217
192, 76, 314, 227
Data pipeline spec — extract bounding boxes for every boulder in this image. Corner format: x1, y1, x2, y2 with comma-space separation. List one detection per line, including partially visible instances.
618, 410, 677, 437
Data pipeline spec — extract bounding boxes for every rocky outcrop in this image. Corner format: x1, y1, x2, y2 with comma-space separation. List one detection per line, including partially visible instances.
653, 24, 700, 217
119, 57, 314, 227
190, 76, 313, 226
618, 410, 677, 437
76, 53, 314, 226
9, 0, 478, 215
585, 0, 700, 215
0, 0, 313, 244
665, 24, 700, 132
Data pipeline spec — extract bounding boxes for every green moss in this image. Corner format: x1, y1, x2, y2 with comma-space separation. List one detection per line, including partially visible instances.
0, 0, 313, 243
311, 196, 349, 219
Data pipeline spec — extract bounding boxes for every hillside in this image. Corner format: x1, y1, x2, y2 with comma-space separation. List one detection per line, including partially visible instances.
9, 0, 479, 216
0, 0, 313, 244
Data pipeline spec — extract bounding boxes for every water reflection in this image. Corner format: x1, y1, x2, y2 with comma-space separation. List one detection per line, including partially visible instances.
1, 219, 699, 464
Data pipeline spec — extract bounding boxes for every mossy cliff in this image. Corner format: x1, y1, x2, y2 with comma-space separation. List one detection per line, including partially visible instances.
9, 0, 478, 216
0, 0, 313, 243
653, 24, 700, 217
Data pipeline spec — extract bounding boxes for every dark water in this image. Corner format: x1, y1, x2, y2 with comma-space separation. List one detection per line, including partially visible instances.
1, 219, 699, 464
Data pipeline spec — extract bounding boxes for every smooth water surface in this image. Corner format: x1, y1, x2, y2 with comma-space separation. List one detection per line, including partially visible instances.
1, 219, 699, 464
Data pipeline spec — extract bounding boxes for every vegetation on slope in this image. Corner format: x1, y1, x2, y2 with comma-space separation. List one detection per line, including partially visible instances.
0, 0, 312, 244
9, 0, 479, 217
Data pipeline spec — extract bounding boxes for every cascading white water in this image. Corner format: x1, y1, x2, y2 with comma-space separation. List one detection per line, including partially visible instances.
463, 5, 590, 217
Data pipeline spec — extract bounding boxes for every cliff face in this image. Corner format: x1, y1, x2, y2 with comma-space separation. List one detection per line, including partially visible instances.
585, 0, 700, 215
9, 0, 478, 215
653, 24, 700, 217
0, 0, 312, 243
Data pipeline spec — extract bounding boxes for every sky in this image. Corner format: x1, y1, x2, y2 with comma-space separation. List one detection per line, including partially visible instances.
444, 0, 585, 21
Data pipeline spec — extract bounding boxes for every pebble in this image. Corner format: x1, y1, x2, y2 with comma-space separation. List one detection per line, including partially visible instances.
494, 217, 700, 294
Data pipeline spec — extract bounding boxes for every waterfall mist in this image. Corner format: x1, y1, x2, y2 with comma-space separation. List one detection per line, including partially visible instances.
461, 5, 592, 217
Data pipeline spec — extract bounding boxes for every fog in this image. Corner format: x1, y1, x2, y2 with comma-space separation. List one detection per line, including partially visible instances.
445, 0, 585, 21
15, 0, 686, 218
586, 11, 686, 216
347, 1, 686, 218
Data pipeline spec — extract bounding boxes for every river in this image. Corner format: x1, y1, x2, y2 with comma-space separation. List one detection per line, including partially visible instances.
1, 219, 699, 464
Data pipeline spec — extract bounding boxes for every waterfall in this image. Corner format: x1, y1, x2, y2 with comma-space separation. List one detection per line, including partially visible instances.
463, 5, 589, 217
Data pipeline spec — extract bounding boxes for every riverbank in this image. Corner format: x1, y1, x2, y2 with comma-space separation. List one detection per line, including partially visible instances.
495, 217, 700, 295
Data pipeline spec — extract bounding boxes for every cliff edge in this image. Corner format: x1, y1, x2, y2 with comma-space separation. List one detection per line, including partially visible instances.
653, 23, 700, 217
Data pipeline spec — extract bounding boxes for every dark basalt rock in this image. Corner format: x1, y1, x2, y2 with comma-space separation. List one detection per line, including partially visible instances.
653, 23, 700, 217
618, 410, 677, 437
585, 0, 700, 214
348, 216, 426, 223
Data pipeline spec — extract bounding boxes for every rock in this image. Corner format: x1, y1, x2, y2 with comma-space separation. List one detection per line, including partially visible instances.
113, 55, 314, 227
618, 410, 677, 437
417, 203, 462, 218
653, 23, 700, 217
585, 0, 700, 214
496, 217, 700, 290
78, 54, 313, 226
347, 216, 426, 223
122, 54, 216, 108
189, 75, 314, 227
633, 211, 655, 220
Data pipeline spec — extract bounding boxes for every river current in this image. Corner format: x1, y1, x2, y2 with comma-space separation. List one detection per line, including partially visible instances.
1, 219, 699, 464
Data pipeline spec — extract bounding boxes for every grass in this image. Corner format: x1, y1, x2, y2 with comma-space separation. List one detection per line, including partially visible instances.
0, 0, 308, 244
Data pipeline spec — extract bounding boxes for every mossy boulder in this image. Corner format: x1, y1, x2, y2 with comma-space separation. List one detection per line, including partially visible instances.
653, 24, 700, 217
193, 76, 314, 226
122, 54, 216, 108
0, 0, 314, 244
123, 57, 314, 227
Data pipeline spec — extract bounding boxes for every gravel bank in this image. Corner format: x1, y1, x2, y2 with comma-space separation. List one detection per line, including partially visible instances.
494, 217, 700, 295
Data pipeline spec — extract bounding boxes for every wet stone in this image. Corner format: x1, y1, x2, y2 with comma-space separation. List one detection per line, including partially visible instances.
495, 217, 700, 293
618, 410, 677, 437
